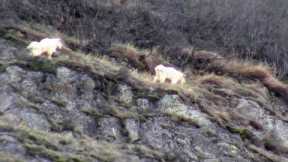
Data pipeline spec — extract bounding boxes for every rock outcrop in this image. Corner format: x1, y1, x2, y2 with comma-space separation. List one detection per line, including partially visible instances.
1, 1, 288, 161
0, 30, 288, 161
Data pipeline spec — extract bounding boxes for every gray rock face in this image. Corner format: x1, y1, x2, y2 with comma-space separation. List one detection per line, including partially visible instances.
125, 118, 139, 142
0, 38, 287, 161
97, 117, 123, 142
136, 98, 151, 113
234, 98, 288, 153
0, 135, 26, 156
56, 66, 77, 83
117, 84, 134, 105
0, 91, 15, 112
0, 39, 18, 61
18, 110, 51, 131
158, 95, 212, 127
6, 66, 26, 83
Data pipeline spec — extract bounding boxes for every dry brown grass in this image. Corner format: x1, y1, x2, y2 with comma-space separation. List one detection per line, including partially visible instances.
217, 59, 273, 79
4, 21, 288, 105
110, 43, 148, 58
1, 22, 82, 52
130, 69, 153, 83
130, 69, 205, 101
223, 59, 288, 101
109, 43, 147, 70
194, 73, 238, 89
200, 57, 288, 101
22, 22, 81, 45
110, 43, 168, 74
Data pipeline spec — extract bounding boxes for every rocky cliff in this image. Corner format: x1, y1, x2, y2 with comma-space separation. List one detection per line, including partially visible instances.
0, 23, 288, 162
1, 1, 288, 162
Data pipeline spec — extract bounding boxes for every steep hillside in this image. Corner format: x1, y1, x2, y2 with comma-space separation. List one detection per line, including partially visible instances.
2, 0, 288, 77
0, 21, 288, 162
1, 1, 288, 162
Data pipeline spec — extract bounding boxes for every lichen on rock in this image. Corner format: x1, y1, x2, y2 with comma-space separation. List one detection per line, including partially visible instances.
158, 95, 212, 127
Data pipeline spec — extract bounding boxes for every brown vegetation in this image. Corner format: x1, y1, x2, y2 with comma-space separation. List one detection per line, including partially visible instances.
141, 54, 162, 75
4, 0, 288, 77
3, 23, 288, 104
109, 44, 167, 74
109, 43, 288, 102
212, 59, 288, 101
262, 76, 288, 101
204, 56, 288, 102
109, 44, 147, 70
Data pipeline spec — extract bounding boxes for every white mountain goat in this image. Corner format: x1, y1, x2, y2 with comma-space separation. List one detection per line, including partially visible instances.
27, 38, 64, 59
153, 64, 186, 84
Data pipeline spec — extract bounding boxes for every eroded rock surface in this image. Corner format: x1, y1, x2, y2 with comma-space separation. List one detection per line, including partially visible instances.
0, 32, 287, 162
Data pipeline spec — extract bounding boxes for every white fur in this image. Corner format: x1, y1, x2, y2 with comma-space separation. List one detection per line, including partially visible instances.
153, 64, 186, 84
27, 41, 43, 56
27, 38, 63, 59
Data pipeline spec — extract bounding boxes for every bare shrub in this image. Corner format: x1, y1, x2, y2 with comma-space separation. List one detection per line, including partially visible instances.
3, 0, 288, 77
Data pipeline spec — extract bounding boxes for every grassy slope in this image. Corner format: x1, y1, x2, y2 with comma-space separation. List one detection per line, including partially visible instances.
1, 22, 288, 161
